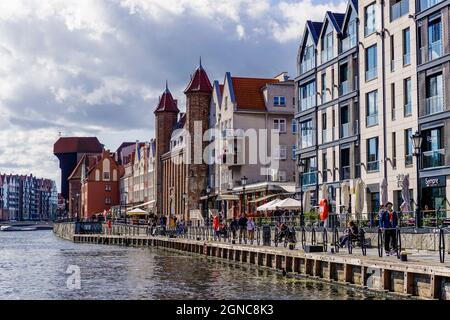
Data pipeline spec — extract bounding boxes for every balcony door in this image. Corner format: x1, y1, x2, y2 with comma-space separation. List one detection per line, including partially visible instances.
340, 148, 350, 180
423, 127, 444, 168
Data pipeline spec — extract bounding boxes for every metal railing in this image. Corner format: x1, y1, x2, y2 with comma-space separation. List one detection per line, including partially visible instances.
341, 122, 350, 138
426, 95, 444, 115
321, 47, 333, 64
420, 40, 443, 64
341, 35, 356, 53
339, 80, 349, 96
302, 172, 317, 186
322, 129, 329, 143
423, 149, 445, 168
367, 160, 380, 172
300, 59, 315, 74
300, 95, 315, 111
341, 166, 351, 180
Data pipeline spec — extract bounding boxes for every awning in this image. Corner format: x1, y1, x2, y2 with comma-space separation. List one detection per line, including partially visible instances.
257, 199, 282, 211
126, 208, 148, 216
216, 194, 239, 201
130, 200, 155, 210
275, 198, 302, 210
249, 194, 279, 203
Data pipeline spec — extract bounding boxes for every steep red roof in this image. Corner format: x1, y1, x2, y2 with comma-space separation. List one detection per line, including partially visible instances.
231, 77, 279, 111
53, 137, 103, 154
184, 64, 212, 94
154, 88, 180, 114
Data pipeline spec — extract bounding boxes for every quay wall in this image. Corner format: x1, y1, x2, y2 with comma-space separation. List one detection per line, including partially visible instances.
53, 222, 450, 300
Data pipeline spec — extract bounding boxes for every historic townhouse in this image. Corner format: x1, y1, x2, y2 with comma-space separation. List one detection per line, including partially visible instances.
209, 72, 296, 219
357, 0, 418, 214
415, 0, 450, 212
296, 2, 360, 211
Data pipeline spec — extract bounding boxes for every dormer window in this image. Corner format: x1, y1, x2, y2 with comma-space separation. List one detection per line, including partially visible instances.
301, 44, 315, 74
274, 96, 286, 107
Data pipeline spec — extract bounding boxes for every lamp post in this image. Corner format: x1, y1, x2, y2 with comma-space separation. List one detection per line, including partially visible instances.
123, 191, 128, 224
76, 193, 80, 222
183, 192, 187, 223
298, 157, 305, 226
241, 176, 248, 217
412, 130, 423, 229
206, 186, 211, 225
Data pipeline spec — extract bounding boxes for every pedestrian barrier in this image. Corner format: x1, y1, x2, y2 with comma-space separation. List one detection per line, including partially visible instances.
377, 228, 383, 257
301, 227, 306, 250
311, 227, 316, 245
333, 227, 340, 253
439, 228, 446, 263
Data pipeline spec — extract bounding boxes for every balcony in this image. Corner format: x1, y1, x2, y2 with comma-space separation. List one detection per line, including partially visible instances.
403, 53, 410, 66
302, 172, 317, 186
391, 59, 396, 72
339, 80, 349, 96
423, 149, 445, 168
341, 166, 351, 180
405, 154, 413, 166
421, 40, 443, 64
366, 114, 378, 127
341, 123, 350, 138
322, 129, 329, 143
365, 68, 377, 81
301, 135, 314, 149
300, 96, 315, 111
404, 103, 412, 116
301, 59, 315, 74
420, 0, 444, 11
321, 90, 327, 104
321, 47, 333, 64
367, 160, 380, 172
341, 35, 357, 53
426, 95, 444, 115
365, 26, 376, 37
390, 0, 409, 21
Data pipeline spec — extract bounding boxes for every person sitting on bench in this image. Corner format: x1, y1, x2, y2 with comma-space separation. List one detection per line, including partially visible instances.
339, 221, 358, 248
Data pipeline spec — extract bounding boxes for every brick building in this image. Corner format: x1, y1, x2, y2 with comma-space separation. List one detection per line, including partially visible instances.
79, 150, 123, 220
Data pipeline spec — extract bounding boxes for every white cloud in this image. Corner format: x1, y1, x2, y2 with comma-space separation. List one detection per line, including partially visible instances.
0, 0, 346, 189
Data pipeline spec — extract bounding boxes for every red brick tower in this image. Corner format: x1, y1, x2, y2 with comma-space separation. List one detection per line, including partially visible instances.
184, 59, 213, 219
154, 83, 179, 216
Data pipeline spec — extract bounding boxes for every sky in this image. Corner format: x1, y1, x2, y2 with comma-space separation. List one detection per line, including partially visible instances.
0, 0, 345, 191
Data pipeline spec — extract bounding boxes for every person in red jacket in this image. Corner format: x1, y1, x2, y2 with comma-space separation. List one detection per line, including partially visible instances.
213, 215, 220, 238
107, 219, 112, 235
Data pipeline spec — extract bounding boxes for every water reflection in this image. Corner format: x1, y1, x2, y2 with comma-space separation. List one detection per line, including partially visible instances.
0, 231, 387, 300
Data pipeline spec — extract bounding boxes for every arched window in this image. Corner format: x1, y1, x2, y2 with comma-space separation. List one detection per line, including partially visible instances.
113, 169, 117, 181
95, 169, 100, 181
103, 159, 110, 180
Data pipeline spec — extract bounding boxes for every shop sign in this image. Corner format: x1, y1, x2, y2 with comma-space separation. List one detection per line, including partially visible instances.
421, 176, 445, 188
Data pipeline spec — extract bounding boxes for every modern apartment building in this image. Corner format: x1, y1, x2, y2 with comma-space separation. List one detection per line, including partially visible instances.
296, 1, 360, 212
415, 0, 450, 211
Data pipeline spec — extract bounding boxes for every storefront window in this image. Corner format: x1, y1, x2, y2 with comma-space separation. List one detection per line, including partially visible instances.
370, 192, 380, 214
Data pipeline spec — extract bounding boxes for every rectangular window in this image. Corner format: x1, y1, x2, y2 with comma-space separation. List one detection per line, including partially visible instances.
292, 119, 297, 134
426, 73, 443, 115
391, 83, 396, 120
292, 145, 296, 160
390, 35, 395, 72
367, 137, 379, 172
365, 44, 377, 81
274, 145, 287, 160
339, 63, 349, 96
404, 78, 412, 116
300, 81, 316, 111
301, 45, 315, 74
300, 120, 314, 148
340, 105, 349, 138
105, 197, 112, 205
403, 28, 411, 65
392, 132, 397, 169
364, 3, 376, 36
422, 127, 445, 168
322, 152, 328, 183
105, 184, 111, 192
405, 128, 413, 166
366, 90, 378, 126
321, 73, 326, 103
321, 112, 327, 143
274, 96, 286, 106
391, 0, 409, 21
427, 15, 442, 61
103, 172, 110, 180
274, 119, 286, 133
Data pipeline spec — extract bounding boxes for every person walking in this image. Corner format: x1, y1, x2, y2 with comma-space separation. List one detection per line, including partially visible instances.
213, 214, 220, 239
230, 217, 238, 240
339, 221, 358, 248
380, 202, 399, 256
238, 214, 248, 243
247, 217, 255, 243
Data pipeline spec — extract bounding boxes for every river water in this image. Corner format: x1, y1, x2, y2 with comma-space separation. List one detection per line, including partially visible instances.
0, 230, 388, 300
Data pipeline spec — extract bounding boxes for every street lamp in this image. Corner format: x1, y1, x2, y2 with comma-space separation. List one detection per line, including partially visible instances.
298, 157, 305, 226
183, 192, 187, 222
412, 130, 423, 229
241, 176, 248, 217
76, 193, 80, 222
123, 191, 128, 224
206, 186, 211, 224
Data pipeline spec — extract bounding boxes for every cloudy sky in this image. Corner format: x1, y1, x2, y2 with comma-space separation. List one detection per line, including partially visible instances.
0, 0, 345, 190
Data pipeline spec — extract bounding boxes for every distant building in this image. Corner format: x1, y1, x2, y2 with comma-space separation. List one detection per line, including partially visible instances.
53, 137, 103, 208
0, 174, 57, 221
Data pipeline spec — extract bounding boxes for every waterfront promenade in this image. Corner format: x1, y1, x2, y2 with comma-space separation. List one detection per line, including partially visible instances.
54, 222, 450, 300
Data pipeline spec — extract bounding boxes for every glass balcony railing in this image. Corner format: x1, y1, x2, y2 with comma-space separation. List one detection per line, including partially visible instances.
366, 114, 378, 126
341, 123, 350, 138
354, 75, 359, 90
301, 59, 315, 74
365, 68, 377, 81
367, 160, 380, 172
365, 25, 376, 37
302, 172, 317, 186
341, 35, 357, 53
421, 40, 443, 64
322, 129, 328, 143
301, 135, 314, 149
391, 59, 396, 72
321, 90, 327, 104
426, 95, 444, 115
405, 154, 413, 166
321, 47, 333, 64
423, 149, 445, 168
300, 96, 315, 111
420, 0, 444, 11
341, 166, 351, 180
339, 80, 349, 96
404, 103, 412, 116
390, 0, 409, 21
403, 53, 410, 66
